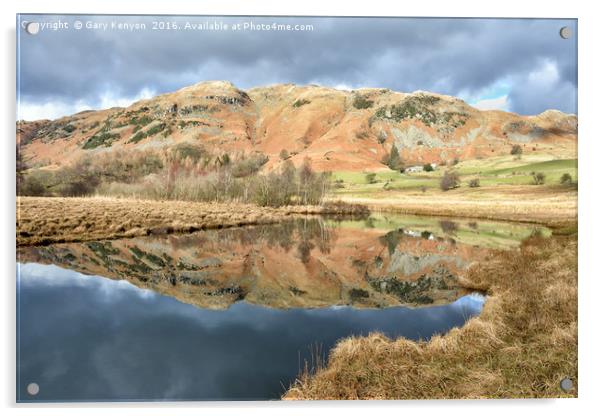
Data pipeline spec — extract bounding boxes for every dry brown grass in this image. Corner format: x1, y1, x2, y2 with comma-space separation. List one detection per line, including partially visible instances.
285, 232, 577, 399
16, 196, 368, 246
337, 185, 577, 226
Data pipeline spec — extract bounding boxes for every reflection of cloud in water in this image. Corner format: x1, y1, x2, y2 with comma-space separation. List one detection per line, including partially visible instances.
17, 263, 485, 401
19, 263, 158, 300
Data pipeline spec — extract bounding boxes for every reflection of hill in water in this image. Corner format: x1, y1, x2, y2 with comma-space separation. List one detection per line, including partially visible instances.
18, 218, 495, 310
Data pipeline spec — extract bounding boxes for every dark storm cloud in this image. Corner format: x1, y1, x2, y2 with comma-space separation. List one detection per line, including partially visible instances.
17, 15, 577, 116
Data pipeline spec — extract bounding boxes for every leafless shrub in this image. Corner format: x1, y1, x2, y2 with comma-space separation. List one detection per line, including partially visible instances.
532, 172, 546, 185
440, 170, 460, 191
469, 178, 480, 188
439, 220, 458, 234
560, 173, 572, 185
510, 144, 523, 155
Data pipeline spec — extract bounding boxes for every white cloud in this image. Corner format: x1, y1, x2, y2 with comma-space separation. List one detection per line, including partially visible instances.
333, 83, 353, 91
98, 87, 155, 109
17, 87, 156, 121
17, 100, 91, 121
471, 95, 510, 111
527, 59, 560, 86
18, 263, 157, 300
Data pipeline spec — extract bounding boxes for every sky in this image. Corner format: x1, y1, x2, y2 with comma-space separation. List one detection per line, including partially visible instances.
17, 15, 577, 121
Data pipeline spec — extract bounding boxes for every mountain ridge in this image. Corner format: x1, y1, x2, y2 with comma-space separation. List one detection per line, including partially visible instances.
17, 81, 577, 171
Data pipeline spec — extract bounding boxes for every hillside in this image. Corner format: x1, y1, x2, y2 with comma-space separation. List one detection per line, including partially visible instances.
17, 81, 577, 172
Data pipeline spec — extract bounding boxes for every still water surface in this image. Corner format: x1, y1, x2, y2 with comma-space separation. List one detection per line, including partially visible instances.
17, 263, 483, 401
17, 214, 543, 401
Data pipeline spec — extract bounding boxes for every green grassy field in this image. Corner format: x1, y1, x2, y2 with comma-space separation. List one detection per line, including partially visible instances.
332, 155, 577, 196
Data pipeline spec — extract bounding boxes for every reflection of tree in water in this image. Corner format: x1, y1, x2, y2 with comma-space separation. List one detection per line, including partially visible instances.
363, 217, 376, 228
421, 231, 433, 239
439, 220, 459, 235
297, 240, 315, 264
379, 229, 405, 256
166, 233, 209, 251
161, 218, 335, 256
295, 217, 335, 264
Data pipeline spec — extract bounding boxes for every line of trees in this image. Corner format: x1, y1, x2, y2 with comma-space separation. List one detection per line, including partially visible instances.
17, 148, 163, 197
18, 144, 332, 207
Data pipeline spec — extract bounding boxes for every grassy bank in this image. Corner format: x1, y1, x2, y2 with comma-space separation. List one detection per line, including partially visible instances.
333, 185, 577, 226
16, 196, 368, 246
285, 231, 577, 399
